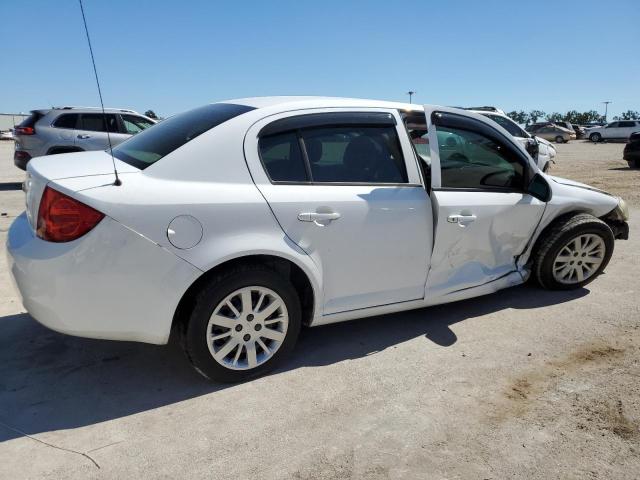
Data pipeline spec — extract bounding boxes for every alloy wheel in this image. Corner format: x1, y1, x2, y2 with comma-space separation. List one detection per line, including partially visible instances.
206, 286, 288, 370
552, 234, 606, 285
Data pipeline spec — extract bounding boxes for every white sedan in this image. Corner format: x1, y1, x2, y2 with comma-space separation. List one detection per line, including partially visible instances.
6, 97, 630, 382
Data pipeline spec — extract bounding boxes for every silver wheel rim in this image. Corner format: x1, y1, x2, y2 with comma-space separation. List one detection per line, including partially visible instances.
552, 234, 606, 285
206, 286, 288, 371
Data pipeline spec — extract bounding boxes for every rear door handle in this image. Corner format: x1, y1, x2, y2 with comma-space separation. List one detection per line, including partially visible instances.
447, 214, 477, 225
77, 134, 91, 139
298, 212, 341, 225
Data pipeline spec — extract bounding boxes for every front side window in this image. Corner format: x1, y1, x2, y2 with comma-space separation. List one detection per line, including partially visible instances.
437, 126, 525, 190
78, 113, 119, 133
121, 114, 155, 134
259, 122, 408, 184
607, 122, 619, 128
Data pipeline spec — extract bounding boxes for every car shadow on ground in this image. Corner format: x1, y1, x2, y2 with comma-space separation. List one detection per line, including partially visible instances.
0, 283, 588, 442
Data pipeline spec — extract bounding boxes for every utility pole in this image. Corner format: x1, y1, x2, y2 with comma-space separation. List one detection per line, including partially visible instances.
602, 101, 611, 123
407, 91, 415, 104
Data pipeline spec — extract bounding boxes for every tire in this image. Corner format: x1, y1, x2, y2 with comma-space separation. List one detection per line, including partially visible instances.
555, 136, 565, 144
542, 162, 550, 173
533, 213, 614, 290
182, 265, 301, 382
590, 132, 602, 142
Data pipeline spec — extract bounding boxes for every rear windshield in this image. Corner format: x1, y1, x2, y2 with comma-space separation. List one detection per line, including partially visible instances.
112, 103, 255, 169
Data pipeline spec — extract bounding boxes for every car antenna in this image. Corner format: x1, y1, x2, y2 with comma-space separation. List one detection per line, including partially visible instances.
78, 0, 121, 186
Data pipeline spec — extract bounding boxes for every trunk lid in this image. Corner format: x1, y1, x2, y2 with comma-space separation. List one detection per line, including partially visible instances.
24, 151, 140, 230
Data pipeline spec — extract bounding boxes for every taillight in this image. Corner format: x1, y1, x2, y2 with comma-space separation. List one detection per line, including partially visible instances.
15, 126, 35, 135
36, 186, 104, 242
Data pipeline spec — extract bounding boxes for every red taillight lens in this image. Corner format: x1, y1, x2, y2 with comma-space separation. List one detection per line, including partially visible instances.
15, 126, 35, 135
36, 186, 104, 242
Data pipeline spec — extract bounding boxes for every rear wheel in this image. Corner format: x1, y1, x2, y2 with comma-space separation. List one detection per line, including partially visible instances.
182, 265, 301, 382
589, 132, 602, 142
533, 214, 614, 290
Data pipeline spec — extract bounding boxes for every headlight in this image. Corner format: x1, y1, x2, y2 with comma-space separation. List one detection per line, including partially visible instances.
612, 197, 630, 221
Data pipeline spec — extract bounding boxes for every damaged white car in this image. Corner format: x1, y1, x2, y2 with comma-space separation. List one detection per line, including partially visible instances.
7, 97, 629, 382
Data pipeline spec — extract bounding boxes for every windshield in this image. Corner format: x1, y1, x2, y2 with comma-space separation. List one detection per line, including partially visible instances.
112, 103, 255, 169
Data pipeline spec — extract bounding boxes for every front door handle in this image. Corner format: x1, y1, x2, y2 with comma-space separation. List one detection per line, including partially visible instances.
298, 211, 341, 225
447, 214, 477, 226
77, 134, 91, 139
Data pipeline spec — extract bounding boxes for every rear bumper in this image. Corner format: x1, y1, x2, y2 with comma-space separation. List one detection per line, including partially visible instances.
6, 212, 202, 344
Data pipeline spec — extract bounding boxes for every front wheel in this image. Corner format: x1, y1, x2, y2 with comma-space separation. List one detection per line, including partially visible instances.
555, 135, 565, 144
533, 214, 614, 290
590, 132, 602, 142
182, 265, 301, 382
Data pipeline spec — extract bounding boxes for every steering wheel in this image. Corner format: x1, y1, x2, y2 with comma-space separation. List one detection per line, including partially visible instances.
480, 170, 514, 187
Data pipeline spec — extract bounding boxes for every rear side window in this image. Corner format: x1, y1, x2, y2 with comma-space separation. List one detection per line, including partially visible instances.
618, 121, 636, 128
113, 103, 255, 170
301, 126, 407, 183
121, 114, 155, 134
78, 113, 119, 133
258, 117, 408, 184
53, 114, 79, 129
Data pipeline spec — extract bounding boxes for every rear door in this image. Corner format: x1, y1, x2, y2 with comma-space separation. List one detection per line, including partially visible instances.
422, 106, 546, 296
244, 109, 432, 315
75, 113, 128, 151
618, 121, 638, 140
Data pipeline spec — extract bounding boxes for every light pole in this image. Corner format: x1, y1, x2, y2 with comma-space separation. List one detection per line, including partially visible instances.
406, 91, 416, 104
602, 101, 611, 123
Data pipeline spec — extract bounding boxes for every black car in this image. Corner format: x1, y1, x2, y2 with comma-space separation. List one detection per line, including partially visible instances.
623, 131, 640, 168
571, 124, 586, 139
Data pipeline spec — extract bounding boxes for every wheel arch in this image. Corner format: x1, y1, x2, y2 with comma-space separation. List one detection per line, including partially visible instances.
171, 253, 319, 338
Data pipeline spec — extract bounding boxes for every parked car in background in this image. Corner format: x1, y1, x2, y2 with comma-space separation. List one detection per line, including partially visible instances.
551, 121, 577, 135
530, 125, 575, 143
13, 107, 157, 170
465, 108, 556, 172
623, 131, 640, 168
571, 124, 586, 139
586, 120, 640, 143
0, 129, 14, 140
7, 97, 629, 382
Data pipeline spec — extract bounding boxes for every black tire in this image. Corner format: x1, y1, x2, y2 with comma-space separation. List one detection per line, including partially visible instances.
589, 132, 602, 143
542, 162, 550, 173
182, 265, 301, 382
555, 136, 565, 144
533, 213, 615, 290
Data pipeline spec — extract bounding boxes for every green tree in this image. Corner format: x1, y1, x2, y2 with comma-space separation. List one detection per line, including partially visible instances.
546, 112, 563, 122
528, 110, 545, 124
506, 110, 529, 125
613, 110, 640, 120
563, 110, 581, 124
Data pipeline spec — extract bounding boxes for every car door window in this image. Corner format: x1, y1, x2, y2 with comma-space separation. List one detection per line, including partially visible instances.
79, 113, 119, 133
606, 122, 619, 128
121, 114, 155, 134
259, 121, 408, 184
52, 114, 79, 129
618, 121, 635, 128
301, 126, 407, 183
258, 132, 308, 182
436, 126, 525, 190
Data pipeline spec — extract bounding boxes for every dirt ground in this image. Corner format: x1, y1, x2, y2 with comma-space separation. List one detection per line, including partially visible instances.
0, 140, 638, 479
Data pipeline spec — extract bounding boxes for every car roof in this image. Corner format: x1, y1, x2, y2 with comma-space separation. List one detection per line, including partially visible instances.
224, 96, 423, 112
34, 107, 144, 115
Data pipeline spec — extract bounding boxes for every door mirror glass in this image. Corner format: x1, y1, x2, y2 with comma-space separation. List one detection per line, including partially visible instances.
527, 173, 551, 201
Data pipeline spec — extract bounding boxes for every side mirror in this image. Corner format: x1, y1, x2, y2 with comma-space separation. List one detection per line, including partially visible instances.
528, 173, 552, 202
525, 137, 539, 158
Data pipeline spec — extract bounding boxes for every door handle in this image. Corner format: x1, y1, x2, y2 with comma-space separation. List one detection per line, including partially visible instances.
77, 134, 91, 139
447, 214, 477, 225
298, 212, 341, 225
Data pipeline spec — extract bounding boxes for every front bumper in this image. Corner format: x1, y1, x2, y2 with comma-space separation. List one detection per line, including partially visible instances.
6, 212, 201, 344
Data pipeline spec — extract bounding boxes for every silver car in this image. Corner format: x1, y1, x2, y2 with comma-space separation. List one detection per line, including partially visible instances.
13, 106, 156, 170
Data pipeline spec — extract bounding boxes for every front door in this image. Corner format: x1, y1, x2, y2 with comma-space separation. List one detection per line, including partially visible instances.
245, 110, 433, 315
422, 106, 546, 296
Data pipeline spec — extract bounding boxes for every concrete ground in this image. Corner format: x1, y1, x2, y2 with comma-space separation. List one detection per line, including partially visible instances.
0, 140, 638, 479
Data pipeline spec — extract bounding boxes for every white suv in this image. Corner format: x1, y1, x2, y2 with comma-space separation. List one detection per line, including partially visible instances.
587, 120, 640, 142
7, 97, 629, 382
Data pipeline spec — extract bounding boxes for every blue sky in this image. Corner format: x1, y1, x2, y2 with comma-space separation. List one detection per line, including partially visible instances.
2, 0, 638, 118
